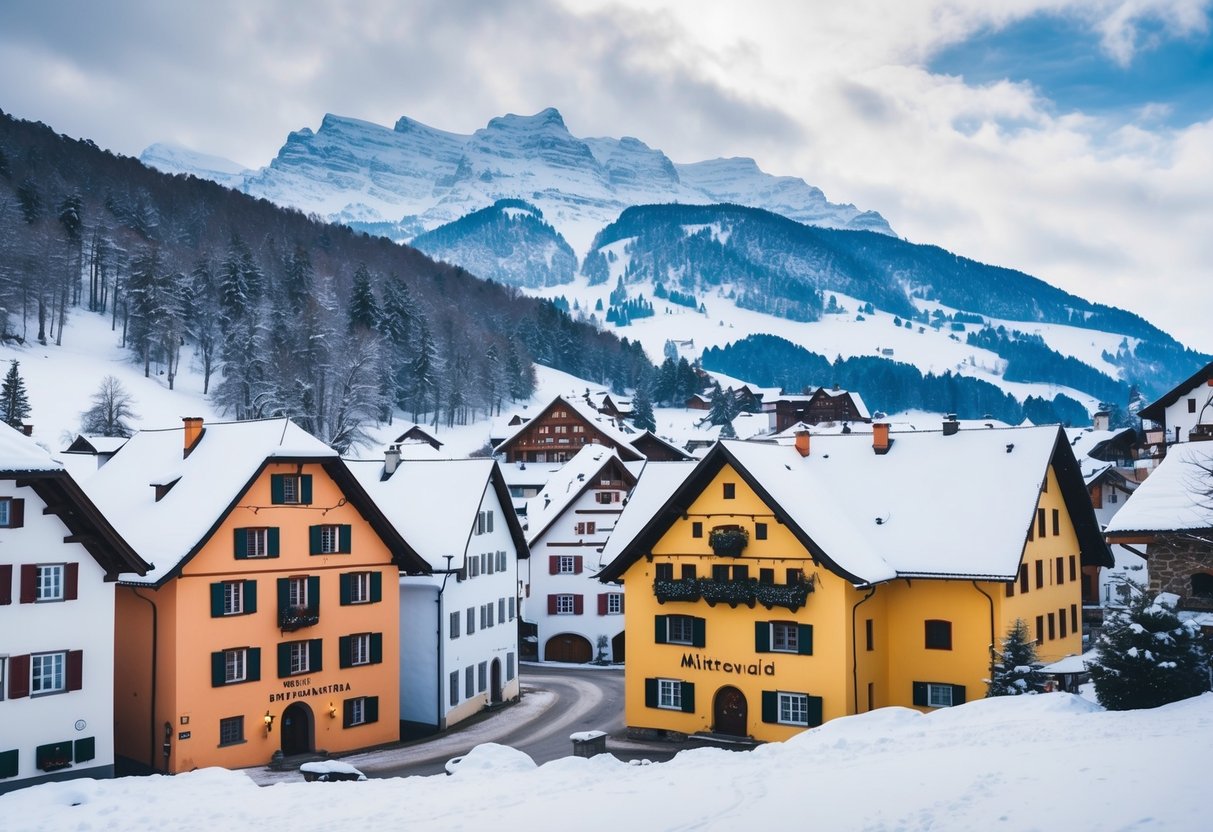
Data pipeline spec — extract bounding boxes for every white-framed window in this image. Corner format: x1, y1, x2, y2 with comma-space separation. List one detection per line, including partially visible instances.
927, 683, 954, 708
556, 594, 576, 614
349, 572, 371, 604
31, 652, 65, 694
223, 581, 244, 615
771, 622, 799, 653
497, 551, 507, 571
317, 525, 340, 554
666, 615, 695, 645
348, 697, 367, 726
450, 610, 461, 639
219, 716, 244, 746
288, 576, 309, 609
280, 475, 302, 505
36, 564, 65, 602
224, 649, 247, 684
558, 555, 577, 574
350, 634, 371, 666
289, 642, 310, 675
607, 593, 623, 614
245, 528, 269, 558
778, 692, 809, 725
467, 556, 480, 578
657, 678, 682, 710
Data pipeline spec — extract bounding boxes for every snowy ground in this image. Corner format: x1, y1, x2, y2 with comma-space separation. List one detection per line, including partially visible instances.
3, 692, 1207, 831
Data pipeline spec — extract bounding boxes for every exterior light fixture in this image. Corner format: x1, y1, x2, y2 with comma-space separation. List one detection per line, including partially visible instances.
264, 711, 275, 734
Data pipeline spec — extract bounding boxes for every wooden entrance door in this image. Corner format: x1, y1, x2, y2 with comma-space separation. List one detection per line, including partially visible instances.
281, 702, 313, 756
713, 686, 748, 737
544, 633, 592, 663
611, 631, 626, 663
490, 658, 502, 703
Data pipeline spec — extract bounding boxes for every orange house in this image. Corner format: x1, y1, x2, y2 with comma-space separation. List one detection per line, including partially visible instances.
85, 418, 427, 773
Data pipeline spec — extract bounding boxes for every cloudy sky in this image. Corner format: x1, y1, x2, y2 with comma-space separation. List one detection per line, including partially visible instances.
1, 0, 1210, 351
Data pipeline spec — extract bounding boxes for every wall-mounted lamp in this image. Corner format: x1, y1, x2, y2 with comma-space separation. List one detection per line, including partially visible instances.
264, 711, 275, 734
328, 703, 338, 719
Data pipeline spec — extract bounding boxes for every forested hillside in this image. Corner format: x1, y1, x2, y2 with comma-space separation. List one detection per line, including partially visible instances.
0, 111, 650, 450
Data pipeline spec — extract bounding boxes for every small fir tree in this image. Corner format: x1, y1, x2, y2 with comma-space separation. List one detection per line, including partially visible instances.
1088, 591, 1211, 710
987, 618, 1046, 697
0, 360, 31, 428
631, 385, 656, 432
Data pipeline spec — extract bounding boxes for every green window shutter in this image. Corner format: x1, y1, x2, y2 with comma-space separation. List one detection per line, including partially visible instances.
270, 475, 285, 504
247, 648, 261, 682
211, 652, 226, 687
277, 578, 290, 616
343, 699, 355, 728
654, 615, 668, 644
267, 528, 280, 558
0, 749, 17, 779
233, 528, 248, 559
912, 681, 928, 707
339, 635, 352, 668
680, 681, 695, 713
806, 695, 823, 727
339, 573, 352, 605
761, 690, 778, 723
370, 632, 383, 664
951, 684, 966, 705
300, 475, 313, 504
365, 696, 379, 724
692, 617, 706, 648
309, 526, 322, 555
644, 678, 658, 708
244, 580, 258, 614
307, 575, 321, 613
339, 525, 352, 553
210, 583, 225, 617
74, 736, 96, 763
278, 643, 292, 678
797, 624, 814, 655
370, 571, 382, 603
309, 639, 323, 672
754, 621, 770, 653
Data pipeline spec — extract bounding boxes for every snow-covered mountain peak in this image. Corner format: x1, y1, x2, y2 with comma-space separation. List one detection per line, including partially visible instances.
140, 142, 249, 188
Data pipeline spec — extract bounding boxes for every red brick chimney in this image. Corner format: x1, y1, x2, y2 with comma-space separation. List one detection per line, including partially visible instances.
794, 430, 811, 457
872, 422, 891, 455
183, 417, 204, 456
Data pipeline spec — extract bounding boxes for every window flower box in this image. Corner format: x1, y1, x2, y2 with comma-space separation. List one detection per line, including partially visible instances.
279, 607, 320, 631
755, 578, 814, 612
698, 577, 757, 608
39, 758, 72, 772
654, 578, 701, 604
708, 526, 749, 558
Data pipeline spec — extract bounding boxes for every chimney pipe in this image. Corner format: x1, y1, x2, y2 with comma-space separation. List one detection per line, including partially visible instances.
942, 417, 959, 436
1093, 411, 1110, 432
384, 444, 401, 476
794, 430, 810, 457
182, 417, 204, 456
872, 422, 891, 455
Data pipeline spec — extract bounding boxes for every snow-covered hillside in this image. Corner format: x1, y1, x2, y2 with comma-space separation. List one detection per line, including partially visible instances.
3, 692, 1208, 830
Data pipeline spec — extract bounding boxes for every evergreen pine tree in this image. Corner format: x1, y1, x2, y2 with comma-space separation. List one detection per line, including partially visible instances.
0, 360, 31, 428
986, 619, 1046, 696
347, 264, 379, 333
631, 385, 657, 432
1089, 591, 1210, 710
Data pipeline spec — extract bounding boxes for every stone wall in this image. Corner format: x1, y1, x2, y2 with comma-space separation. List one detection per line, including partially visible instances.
1146, 534, 1213, 610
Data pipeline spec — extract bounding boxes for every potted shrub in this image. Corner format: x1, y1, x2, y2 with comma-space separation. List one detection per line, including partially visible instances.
708, 526, 749, 557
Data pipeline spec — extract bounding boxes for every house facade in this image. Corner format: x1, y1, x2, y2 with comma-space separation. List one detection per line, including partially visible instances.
764, 388, 871, 432
0, 424, 148, 794
86, 418, 426, 773
349, 455, 527, 736
599, 426, 1108, 742
494, 395, 644, 465
1138, 359, 1213, 450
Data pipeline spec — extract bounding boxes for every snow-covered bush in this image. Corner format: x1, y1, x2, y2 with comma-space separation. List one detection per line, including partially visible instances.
987, 618, 1046, 697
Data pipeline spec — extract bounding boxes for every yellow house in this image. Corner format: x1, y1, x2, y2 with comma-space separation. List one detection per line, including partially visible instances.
598, 424, 1110, 742
84, 418, 427, 773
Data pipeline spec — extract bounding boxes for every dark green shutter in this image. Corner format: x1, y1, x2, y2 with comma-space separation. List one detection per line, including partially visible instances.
233, 528, 248, 559
365, 696, 379, 724
278, 643, 292, 678
339, 525, 352, 553
309, 639, 323, 672
692, 617, 706, 648
761, 690, 778, 723
270, 475, 285, 504
247, 648, 261, 681
339, 635, 352, 668
680, 681, 695, 713
797, 624, 814, 655
645, 678, 658, 708
370, 632, 382, 664
210, 583, 225, 617
267, 528, 280, 558
309, 526, 322, 555
307, 575, 320, 613
211, 652, 226, 687
74, 736, 96, 763
0, 749, 17, 779
951, 684, 966, 705
912, 681, 928, 707
343, 699, 355, 727
277, 578, 290, 617
244, 581, 258, 614
806, 695, 823, 727
654, 615, 668, 644
339, 573, 352, 605
300, 475, 313, 504
370, 571, 382, 603
754, 621, 770, 653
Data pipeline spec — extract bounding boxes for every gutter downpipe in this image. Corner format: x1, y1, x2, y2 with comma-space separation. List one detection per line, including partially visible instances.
436, 555, 455, 731
850, 585, 877, 714
131, 588, 158, 771
972, 581, 997, 681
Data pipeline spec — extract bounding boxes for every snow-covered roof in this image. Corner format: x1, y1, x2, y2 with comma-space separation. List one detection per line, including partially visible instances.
600, 462, 697, 567
62, 434, 130, 456
0, 422, 64, 472
492, 394, 641, 458
602, 426, 1095, 585
83, 418, 341, 585
1104, 442, 1213, 534
524, 446, 634, 545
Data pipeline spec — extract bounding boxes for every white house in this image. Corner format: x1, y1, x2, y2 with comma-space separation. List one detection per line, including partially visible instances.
349, 454, 528, 736
523, 445, 643, 663
1139, 359, 1213, 448
0, 424, 147, 794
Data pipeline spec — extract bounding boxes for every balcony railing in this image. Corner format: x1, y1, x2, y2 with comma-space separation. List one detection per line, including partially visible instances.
654, 576, 813, 612
279, 606, 320, 632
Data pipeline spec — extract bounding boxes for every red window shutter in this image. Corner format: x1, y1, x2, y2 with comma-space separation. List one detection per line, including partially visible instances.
67, 650, 83, 691
547, 594, 558, 615
0, 564, 11, 605
65, 562, 79, 601
10, 498, 24, 527
573, 556, 583, 574
19, 564, 36, 603
9, 654, 30, 698
598, 593, 608, 615
549, 556, 559, 575
573, 595, 584, 615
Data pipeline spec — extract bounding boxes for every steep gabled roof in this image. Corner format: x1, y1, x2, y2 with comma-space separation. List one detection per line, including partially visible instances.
492, 394, 644, 461
1105, 442, 1213, 536
1139, 359, 1213, 423
62, 434, 130, 455
524, 446, 638, 545
629, 431, 695, 461
600, 426, 1110, 584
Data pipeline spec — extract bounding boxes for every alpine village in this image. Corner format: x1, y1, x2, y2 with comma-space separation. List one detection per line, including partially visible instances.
1, 91, 1211, 821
